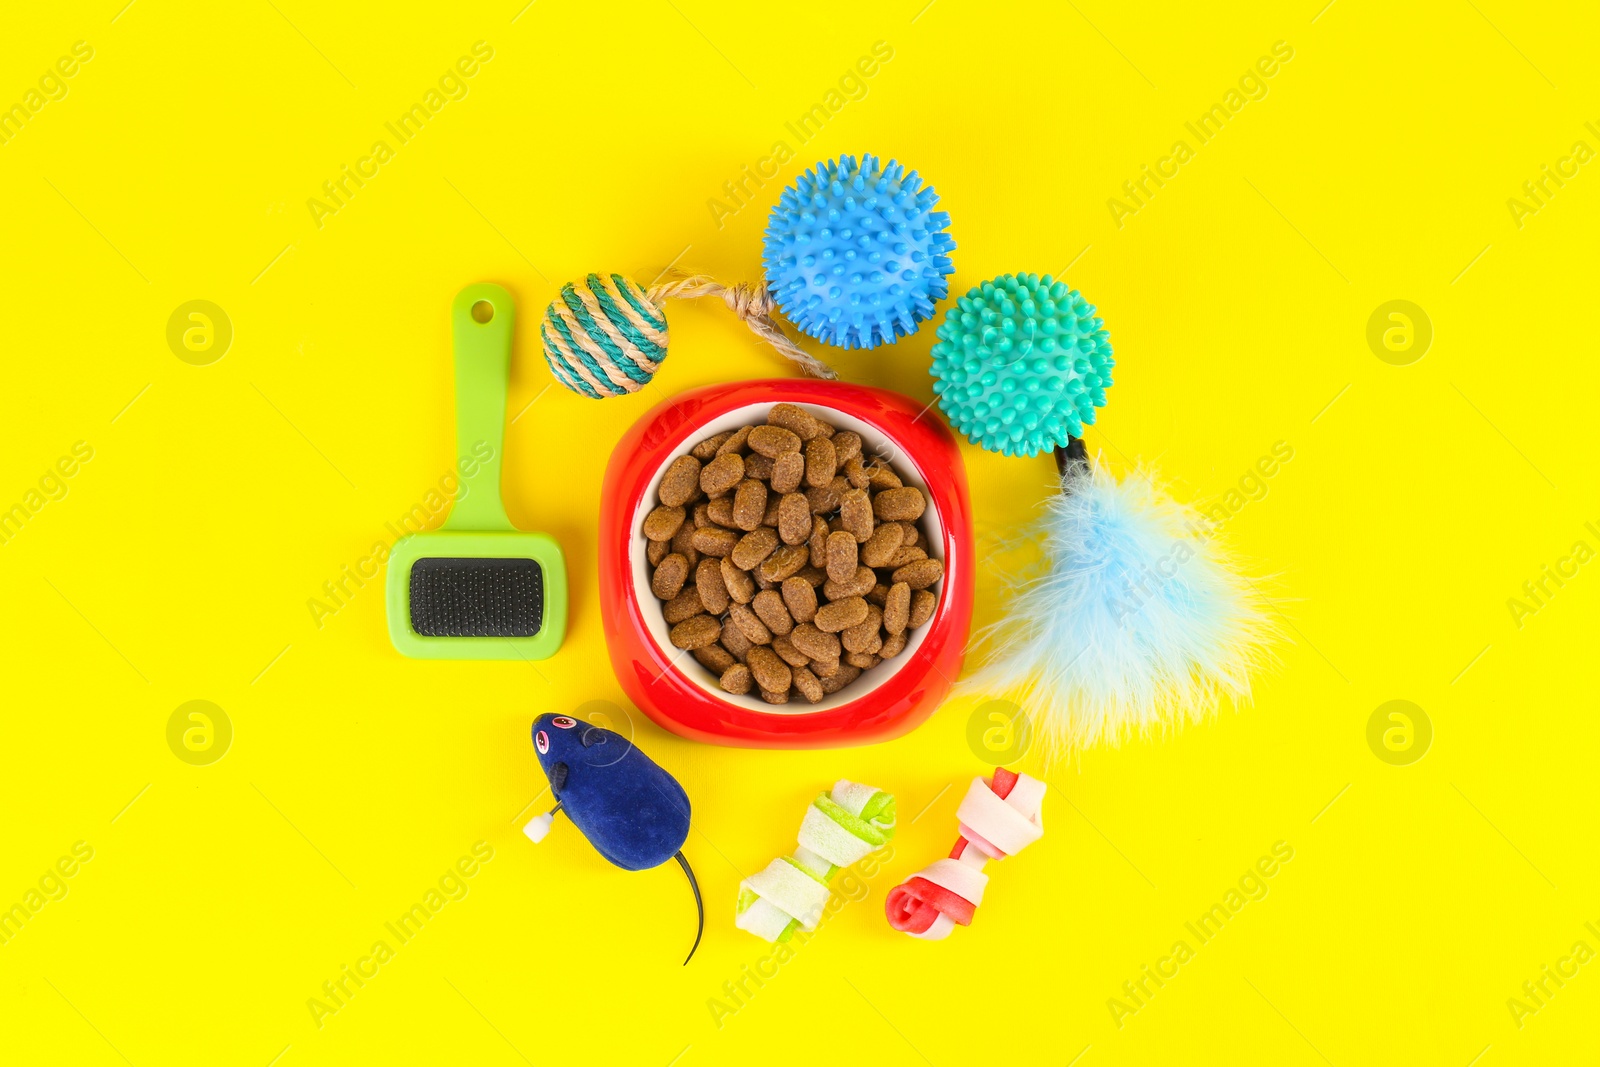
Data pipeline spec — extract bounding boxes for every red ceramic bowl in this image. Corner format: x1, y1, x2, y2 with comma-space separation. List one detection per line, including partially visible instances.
599, 379, 974, 748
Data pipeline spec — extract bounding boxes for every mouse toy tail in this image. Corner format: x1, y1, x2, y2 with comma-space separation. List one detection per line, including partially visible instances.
675, 850, 703, 965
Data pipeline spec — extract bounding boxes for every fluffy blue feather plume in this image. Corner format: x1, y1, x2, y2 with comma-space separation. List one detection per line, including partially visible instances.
960, 459, 1274, 761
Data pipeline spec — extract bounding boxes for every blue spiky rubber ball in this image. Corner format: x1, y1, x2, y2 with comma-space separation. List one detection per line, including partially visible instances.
928, 273, 1114, 457
762, 154, 955, 350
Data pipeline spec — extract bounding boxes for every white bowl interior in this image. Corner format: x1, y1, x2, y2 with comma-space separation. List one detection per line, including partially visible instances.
630, 401, 945, 715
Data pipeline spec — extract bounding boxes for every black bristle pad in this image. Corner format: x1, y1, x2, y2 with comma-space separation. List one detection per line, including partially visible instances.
409, 557, 543, 637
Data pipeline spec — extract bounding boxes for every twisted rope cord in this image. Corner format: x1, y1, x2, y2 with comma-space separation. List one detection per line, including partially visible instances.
646, 271, 839, 381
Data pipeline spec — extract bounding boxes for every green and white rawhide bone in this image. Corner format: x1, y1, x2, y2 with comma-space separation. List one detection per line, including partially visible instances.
735, 780, 896, 943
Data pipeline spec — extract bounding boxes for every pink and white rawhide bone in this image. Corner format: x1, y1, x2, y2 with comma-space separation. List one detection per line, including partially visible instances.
884, 767, 1045, 939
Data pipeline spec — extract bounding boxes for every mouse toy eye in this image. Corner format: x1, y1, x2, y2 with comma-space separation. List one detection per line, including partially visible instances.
552, 716, 577, 729
535, 730, 550, 755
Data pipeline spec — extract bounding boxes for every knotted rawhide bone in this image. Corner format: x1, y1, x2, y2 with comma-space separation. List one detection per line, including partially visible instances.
735, 781, 896, 942
884, 767, 1045, 939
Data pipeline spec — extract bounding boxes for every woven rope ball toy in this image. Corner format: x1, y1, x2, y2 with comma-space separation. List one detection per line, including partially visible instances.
539, 272, 836, 399
928, 272, 1113, 457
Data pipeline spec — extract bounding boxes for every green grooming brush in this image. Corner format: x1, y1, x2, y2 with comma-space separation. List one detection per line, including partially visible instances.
386, 283, 567, 660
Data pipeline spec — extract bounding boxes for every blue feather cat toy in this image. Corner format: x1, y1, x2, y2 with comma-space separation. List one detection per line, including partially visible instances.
929, 272, 1274, 762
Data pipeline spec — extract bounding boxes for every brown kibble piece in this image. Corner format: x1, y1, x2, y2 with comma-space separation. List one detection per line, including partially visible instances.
814, 596, 868, 633
758, 544, 809, 583
748, 424, 801, 457
781, 576, 818, 623
708, 497, 736, 527
899, 522, 921, 548
840, 488, 874, 542
792, 666, 824, 704
670, 522, 699, 562
752, 589, 794, 636
696, 558, 730, 614
831, 431, 861, 463
700, 452, 745, 495
909, 589, 936, 628
796, 565, 827, 587
721, 621, 753, 660
806, 484, 841, 514
879, 631, 908, 658
844, 651, 881, 670
825, 530, 858, 584
693, 503, 711, 528
866, 582, 890, 607
669, 614, 720, 650
716, 426, 751, 455
810, 658, 841, 678
759, 688, 791, 705
746, 645, 792, 693
720, 663, 753, 695
818, 664, 862, 693
647, 539, 669, 566
732, 479, 768, 532
823, 565, 876, 601
771, 635, 810, 668
692, 526, 738, 558
860, 523, 904, 568
808, 516, 830, 566
652, 553, 690, 599
694, 643, 736, 673
804, 437, 837, 488
893, 557, 944, 590
842, 605, 883, 654
691, 431, 733, 461
762, 497, 783, 527
731, 527, 779, 571
843, 454, 869, 489
790, 622, 841, 661
866, 465, 902, 491
768, 403, 824, 440
777, 493, 812, 545
771, 452, 805, 494
887, 545, 928, 568
659, 455, 702, 507
874, 486, 927, 521
729, 602, 773, 645
662, 586, 705, 624
744, 452, 775, 481
883, 581, 911, 634
643, 505, 686, 541
721, 557, 757, 604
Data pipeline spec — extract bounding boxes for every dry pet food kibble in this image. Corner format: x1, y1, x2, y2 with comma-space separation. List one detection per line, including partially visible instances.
643, 405, 945, 704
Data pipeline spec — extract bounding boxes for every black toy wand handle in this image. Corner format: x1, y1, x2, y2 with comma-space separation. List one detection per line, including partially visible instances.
1053, 437, 1088, 483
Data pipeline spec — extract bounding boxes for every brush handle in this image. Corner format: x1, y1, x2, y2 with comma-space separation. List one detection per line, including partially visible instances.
445, 284, 516, 531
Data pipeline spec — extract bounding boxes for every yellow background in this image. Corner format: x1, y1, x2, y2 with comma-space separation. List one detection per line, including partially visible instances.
2, 0, 1597, 1063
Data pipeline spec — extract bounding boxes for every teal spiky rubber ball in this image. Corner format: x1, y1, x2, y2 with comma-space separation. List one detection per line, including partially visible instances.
929, 273, 1113, 457
763, 153, 955, 350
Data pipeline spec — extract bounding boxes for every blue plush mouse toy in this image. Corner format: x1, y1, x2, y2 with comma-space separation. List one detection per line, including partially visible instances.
525, 712, 703, 963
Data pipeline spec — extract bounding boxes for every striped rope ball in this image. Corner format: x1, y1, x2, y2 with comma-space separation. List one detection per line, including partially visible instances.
540, 273, 668, 399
